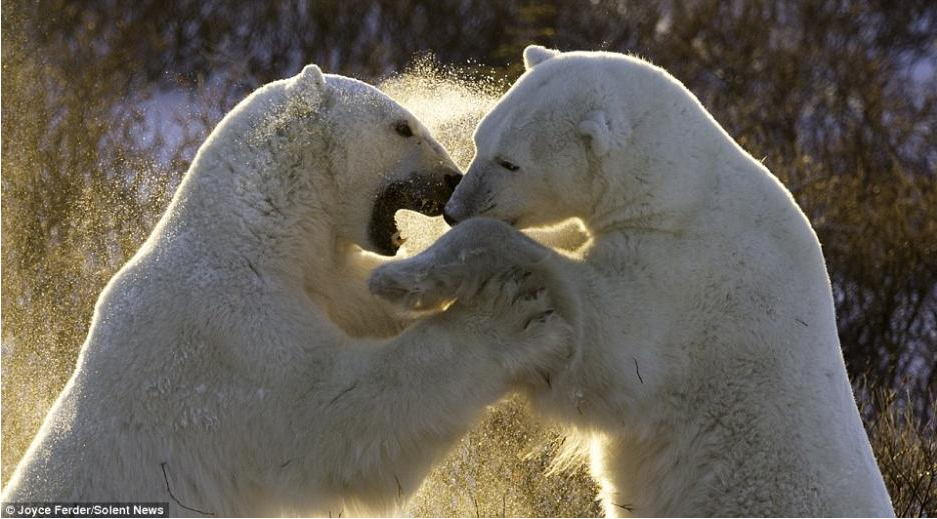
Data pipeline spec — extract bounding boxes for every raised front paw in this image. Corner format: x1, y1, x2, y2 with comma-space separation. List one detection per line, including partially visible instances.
465, 266, 574, 382
368, 254, 478, 311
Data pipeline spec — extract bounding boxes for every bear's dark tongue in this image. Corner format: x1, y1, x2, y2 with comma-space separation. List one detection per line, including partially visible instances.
367, 168, 462, 256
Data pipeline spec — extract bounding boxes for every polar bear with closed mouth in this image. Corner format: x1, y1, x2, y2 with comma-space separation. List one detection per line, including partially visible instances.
1, 64, 574, 516
370, 47, 894, 517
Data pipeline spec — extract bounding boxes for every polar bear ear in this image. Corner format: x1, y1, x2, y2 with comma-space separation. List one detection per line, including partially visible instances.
523, 45, 560, 70
579, 110, 632, 157
289, 64, 327, 109
578, 111, 613, 156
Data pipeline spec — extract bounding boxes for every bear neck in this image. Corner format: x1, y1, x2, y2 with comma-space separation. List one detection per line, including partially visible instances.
175, 137, 402, 338
303, 242, 409, 338
585, 107, 725, 239
153, 141, 336, 287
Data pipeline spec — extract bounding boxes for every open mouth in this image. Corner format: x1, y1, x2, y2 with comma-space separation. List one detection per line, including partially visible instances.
367, 169, 461, 256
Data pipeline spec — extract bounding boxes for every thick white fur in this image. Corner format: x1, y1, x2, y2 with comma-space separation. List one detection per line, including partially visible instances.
371, 49, 894, 517
1, 65, 573, 516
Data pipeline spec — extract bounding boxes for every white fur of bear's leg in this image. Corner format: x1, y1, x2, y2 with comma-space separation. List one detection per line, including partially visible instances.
369, 218, 582, 392
368, 218, 555, 311
1, 262, 573, 517
267, 263, 572, 515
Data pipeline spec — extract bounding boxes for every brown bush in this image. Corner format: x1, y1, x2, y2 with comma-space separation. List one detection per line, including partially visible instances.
862, 382, 937, 517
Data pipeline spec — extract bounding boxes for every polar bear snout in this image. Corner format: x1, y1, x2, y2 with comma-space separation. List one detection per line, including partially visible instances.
367, 167, 463, 255
443, 195, 473, 226
441, 172, 463, 225
443, 170, 463, 191
442, 163, 499, 226
406, 167, 462, 217
443, 204, 461, 226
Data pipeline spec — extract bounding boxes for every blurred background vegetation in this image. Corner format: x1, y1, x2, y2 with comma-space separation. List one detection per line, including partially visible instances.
2, 0, 935, 515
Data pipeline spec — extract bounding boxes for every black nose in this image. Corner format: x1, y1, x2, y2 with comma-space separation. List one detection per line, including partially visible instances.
444, 172, 462, 193
443, 206, 460, 226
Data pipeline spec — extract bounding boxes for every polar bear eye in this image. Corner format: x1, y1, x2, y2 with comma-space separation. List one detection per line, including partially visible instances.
497, 159, 520, 172
393, 121, 414, 138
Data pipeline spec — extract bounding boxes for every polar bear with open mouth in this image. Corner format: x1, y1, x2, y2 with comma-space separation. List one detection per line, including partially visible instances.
1, 64, 574, 517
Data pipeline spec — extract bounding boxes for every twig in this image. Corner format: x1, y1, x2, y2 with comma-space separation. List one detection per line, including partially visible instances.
916, 470, 934, 517
160, 462, 215, 516
247, 261, 262, 280
540, 371, 552, 388
328, 382, 358, 406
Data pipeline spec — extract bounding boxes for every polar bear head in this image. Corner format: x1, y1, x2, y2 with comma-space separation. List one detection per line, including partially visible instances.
195, 64, 461, 259
444, 46, 716, 232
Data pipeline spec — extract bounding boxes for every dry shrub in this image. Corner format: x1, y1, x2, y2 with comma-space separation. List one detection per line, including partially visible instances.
862, 382, 937, 517
409, 397, 600, 518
